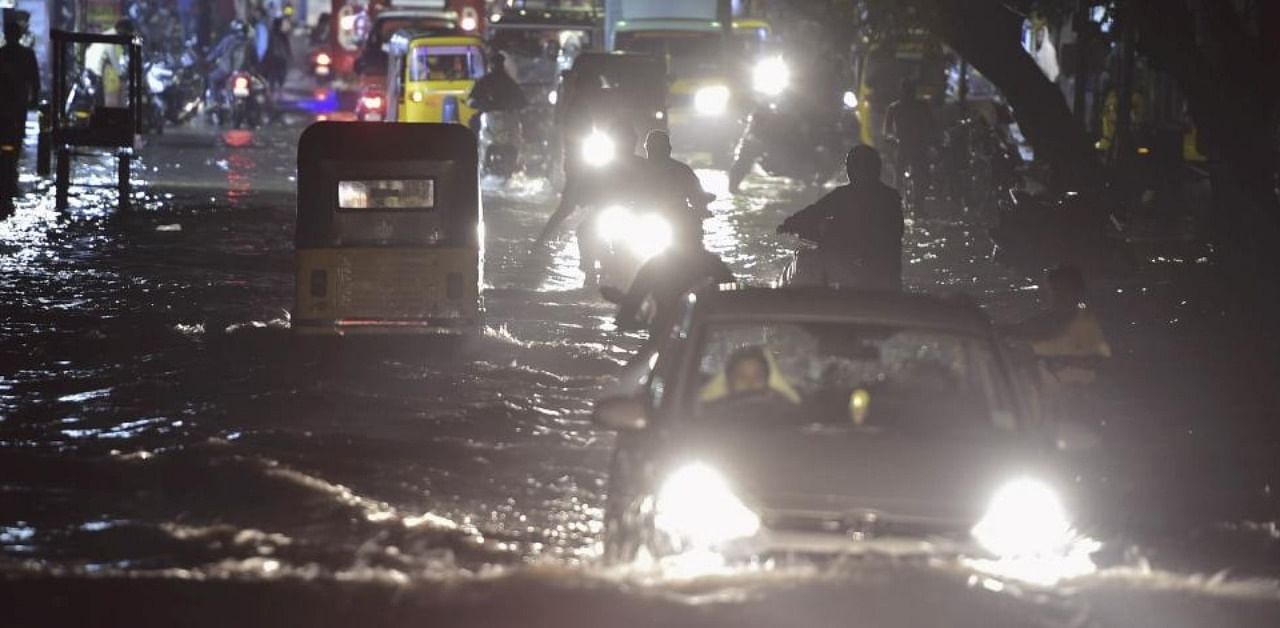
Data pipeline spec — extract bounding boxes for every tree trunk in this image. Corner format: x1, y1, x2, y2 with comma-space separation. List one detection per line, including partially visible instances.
928, 0, 1103, 194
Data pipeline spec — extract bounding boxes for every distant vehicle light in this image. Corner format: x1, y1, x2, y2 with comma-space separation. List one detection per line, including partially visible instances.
232, 76, 251, 98
753, 57, 790, 96
655, 111, 664, 120
315, 52, 332, 66
547, 90, 558, 105
460, 15, 478, 32
411, 90, 424, 103
842, 90, 858, 109
694, 85, 731, 116
361, 95, 384, 111
582, 129, 616, 168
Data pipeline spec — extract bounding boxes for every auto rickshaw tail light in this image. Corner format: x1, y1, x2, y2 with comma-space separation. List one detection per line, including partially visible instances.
310, 269, 328, 298
446, 273, 464, 300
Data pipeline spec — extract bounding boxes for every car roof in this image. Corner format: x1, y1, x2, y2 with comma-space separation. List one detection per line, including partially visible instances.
692, 287, 993, 336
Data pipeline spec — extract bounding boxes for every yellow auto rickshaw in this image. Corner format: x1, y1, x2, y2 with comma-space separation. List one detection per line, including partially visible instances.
293, 122, 483, 335
385, 31, 487, 125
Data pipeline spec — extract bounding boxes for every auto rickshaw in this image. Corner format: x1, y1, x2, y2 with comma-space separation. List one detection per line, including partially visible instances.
385, 31, 488, 125
294, 122, 483, 335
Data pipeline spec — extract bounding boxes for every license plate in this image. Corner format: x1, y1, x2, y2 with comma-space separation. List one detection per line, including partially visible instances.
364, 113, 382, 121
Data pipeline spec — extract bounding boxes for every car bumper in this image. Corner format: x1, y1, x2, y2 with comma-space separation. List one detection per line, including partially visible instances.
722, 528, 975, 560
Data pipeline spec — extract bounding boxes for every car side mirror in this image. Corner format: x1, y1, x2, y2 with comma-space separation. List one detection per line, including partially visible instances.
1053, 420, 1100, 453
593, 396, 648, 431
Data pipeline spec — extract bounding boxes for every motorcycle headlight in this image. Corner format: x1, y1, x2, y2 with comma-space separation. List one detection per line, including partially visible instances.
582, 129, 616, 168
694, 85, 730, 116
628, 214, 672, 260
655, 463, 760, 549
842, 90, 858, 110
971, 478, 1074, 558
596, 205, 632, 245
752, 57, 790, 97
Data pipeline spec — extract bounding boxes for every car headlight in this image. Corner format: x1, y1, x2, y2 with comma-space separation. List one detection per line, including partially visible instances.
842, 90, 858, 110
655, 463, 760, 549
971, 478, 1074, 558
752, 57, 790, 96
694, 85, 730, 116
582, 129, 616, 168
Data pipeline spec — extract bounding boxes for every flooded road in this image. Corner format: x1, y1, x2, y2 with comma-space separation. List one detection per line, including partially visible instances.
1, 122, 1278, 626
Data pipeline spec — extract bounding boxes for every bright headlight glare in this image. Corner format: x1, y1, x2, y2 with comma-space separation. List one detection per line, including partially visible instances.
842, 90, 858, 109
628, 214, 673, 260
596, 205, 632, 245
972, 478, 1073, 558
655, 463, 760, 548
753, 57, 790, 96
694, 85, 730, 115
582, 129, 616, 168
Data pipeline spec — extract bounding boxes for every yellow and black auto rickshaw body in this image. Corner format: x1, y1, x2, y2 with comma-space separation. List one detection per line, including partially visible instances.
294, 122, 483, 335
385, 32, 488, 125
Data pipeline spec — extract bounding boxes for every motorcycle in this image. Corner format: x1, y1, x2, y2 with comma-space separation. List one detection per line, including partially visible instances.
591, 203, 676, 292
211, 71, 271, 129
478, 110, 522, 179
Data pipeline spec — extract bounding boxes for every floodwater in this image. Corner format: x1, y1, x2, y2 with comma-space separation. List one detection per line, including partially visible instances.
1, 122, 1278, 627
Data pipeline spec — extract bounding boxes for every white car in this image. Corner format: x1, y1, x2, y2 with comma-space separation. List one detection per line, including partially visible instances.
594, 286, 1099, 565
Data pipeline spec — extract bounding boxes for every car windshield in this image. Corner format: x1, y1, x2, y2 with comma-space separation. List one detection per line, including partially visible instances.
615, 32, 723, 78
688, 321, 1017, 432
409, 45, 485, 81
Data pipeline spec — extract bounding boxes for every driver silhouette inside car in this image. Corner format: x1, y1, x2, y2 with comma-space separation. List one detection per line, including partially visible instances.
699, 346, 801, 420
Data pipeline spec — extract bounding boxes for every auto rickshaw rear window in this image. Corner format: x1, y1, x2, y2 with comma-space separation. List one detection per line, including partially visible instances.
409, 46, 485, 81
338, 179, 435, 210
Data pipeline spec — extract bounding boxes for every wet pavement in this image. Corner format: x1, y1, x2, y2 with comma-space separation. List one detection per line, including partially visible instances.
1, 119, 1278, 626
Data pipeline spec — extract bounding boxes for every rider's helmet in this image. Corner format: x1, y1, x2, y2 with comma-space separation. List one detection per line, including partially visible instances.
228, 18, 250, 40
845, 145, 882, 183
